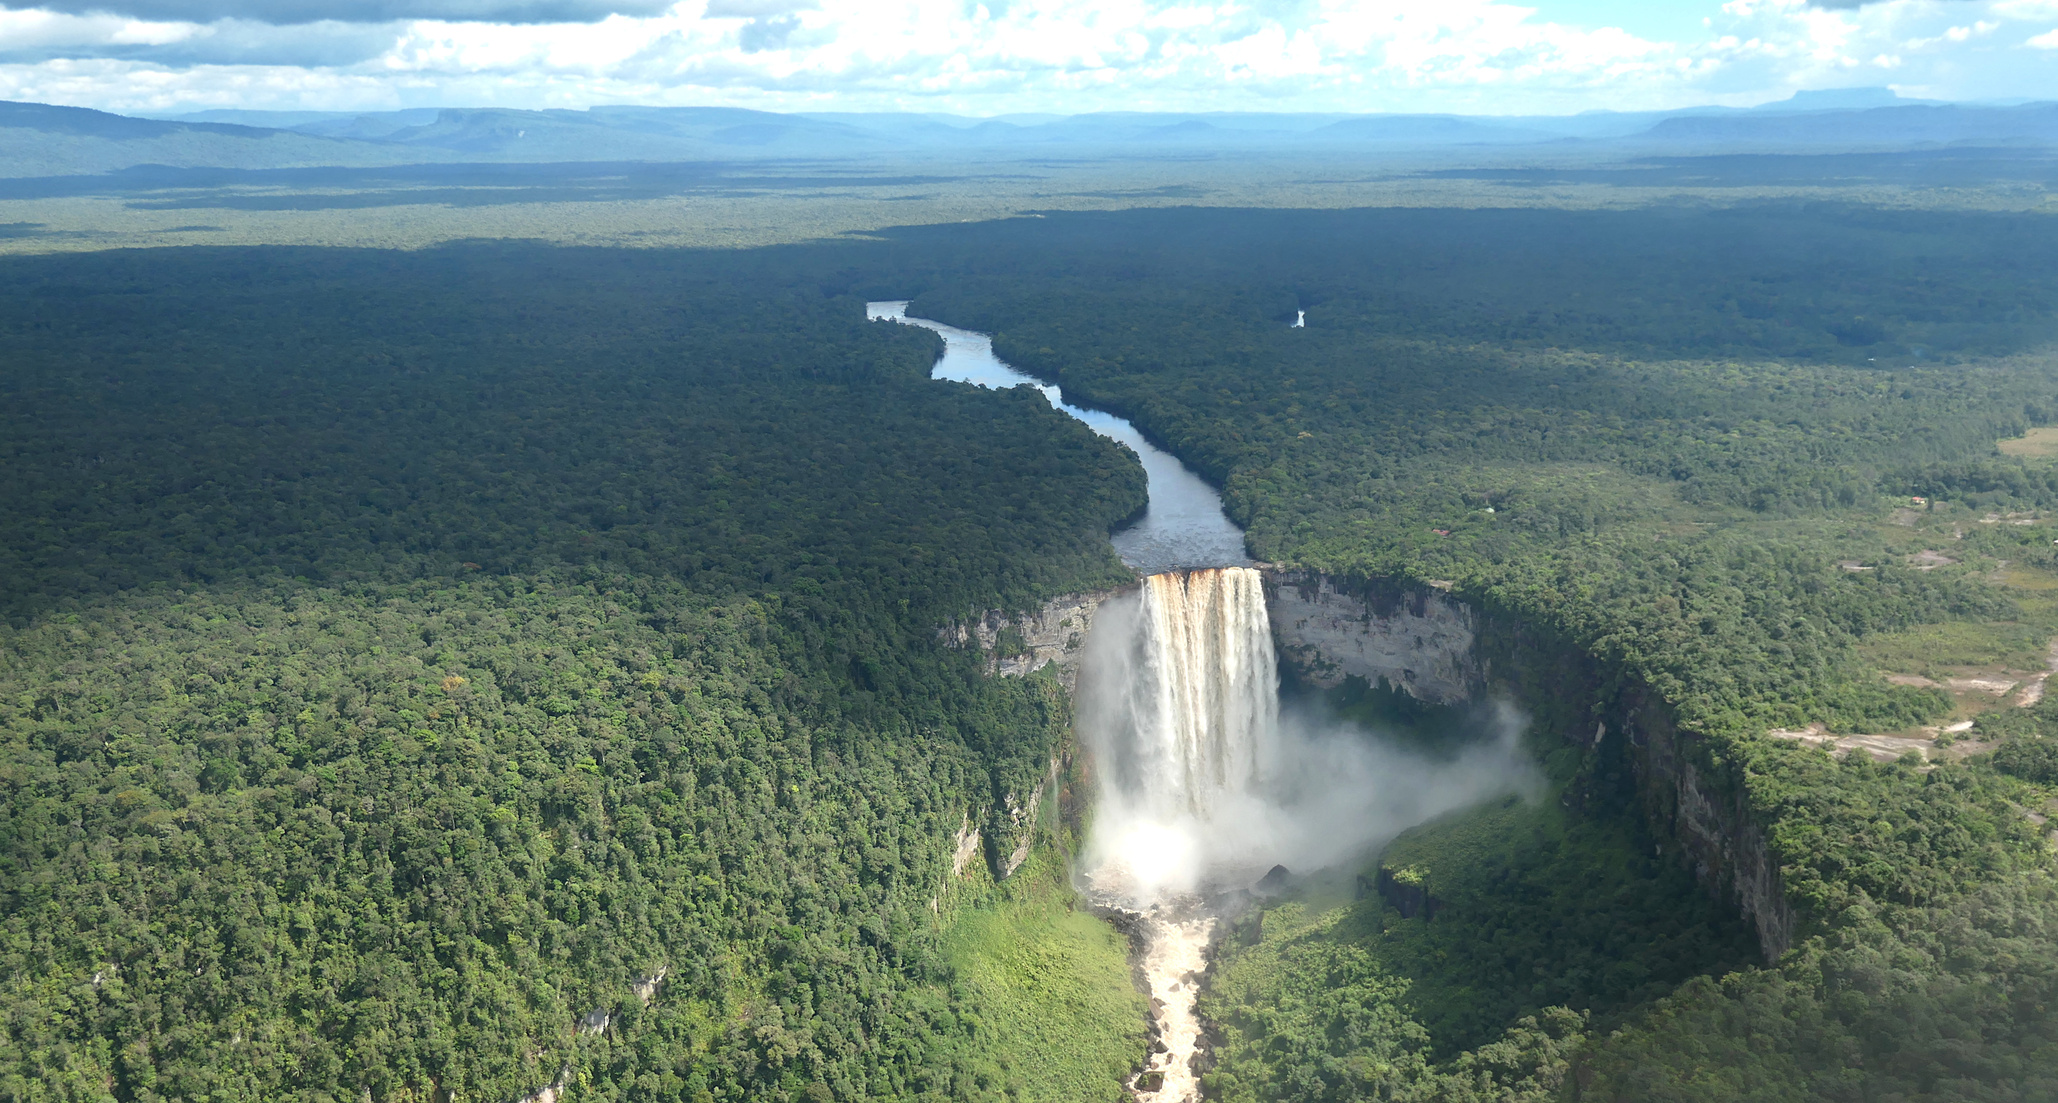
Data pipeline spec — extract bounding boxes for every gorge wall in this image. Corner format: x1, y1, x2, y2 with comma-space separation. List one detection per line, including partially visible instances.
948, 572, 1798, 959
1264, 570, 1480, 705
939, 586, 1132, 692
938, 587, 1130, 879
1260, 568, 1797, 961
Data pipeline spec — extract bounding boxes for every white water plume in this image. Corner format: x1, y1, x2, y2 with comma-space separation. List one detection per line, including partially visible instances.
1113, 568, 1277, 817
1079, 566, 1539, 905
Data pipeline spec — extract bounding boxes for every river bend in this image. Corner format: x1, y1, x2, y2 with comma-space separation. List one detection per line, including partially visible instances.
867, 301, 1248, 576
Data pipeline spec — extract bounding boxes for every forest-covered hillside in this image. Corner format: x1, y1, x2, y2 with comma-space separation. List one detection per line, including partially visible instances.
889, 204, 2058, 1100
0, 246, 1149, 1102
9, 203, 2058, 1102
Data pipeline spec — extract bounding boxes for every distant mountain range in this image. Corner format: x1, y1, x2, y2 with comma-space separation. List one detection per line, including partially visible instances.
1, 88, 2054, 178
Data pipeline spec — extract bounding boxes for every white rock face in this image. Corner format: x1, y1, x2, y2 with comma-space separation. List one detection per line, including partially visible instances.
1261, 570, 1481, 703
950, 817, 983, 877
938, 586, 1132, 691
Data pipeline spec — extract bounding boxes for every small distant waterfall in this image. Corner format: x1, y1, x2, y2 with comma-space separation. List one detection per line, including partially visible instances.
1114, 568, 1279, 818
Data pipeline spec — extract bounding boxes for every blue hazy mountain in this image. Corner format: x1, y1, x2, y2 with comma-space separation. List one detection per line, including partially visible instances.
0, 87, 2046, 178
1642, 102, 2058, 146
0, 99, 408, 177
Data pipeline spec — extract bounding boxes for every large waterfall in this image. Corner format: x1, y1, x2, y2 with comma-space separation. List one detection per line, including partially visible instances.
1077, 567, 1282, 1101
1079, 566, 1535, 1100
871, 302, 1535, 1102
1113, 569, 1278, 819
1080, 566, 1287, 901
1078, 567, 1300, 905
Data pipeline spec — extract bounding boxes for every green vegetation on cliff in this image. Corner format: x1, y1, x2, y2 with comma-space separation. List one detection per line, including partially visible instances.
0, 245, 1147, 1102
885, 203, 2058, 1096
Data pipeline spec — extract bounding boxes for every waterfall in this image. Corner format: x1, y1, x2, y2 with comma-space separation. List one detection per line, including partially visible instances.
1124, 568, 1278, 817
1078, 566, 1278, 1103
1077, 567, 1533, 1102
1080, 566, 1281, 900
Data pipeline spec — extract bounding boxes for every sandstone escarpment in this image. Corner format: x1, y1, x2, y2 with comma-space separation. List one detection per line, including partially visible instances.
1262, 569, 1482, 704
1592, 686, 1798, 959
1263, 567, 1796, 961
938, 586, 1132, 692
940, 589, 1121, 879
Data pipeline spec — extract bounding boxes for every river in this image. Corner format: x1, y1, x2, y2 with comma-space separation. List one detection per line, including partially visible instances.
870, 301, 1252, 1101
866, 301, 1248, 577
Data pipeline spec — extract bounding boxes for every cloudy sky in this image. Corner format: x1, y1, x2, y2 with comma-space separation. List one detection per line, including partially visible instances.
0, 0, 2054, 116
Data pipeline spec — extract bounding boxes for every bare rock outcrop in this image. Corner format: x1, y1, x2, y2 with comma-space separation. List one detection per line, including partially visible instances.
937, 586, 1132, 691
1261, 569, 1481, 704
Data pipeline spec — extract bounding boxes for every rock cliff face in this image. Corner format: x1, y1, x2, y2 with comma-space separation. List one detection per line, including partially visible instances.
996, 752, 1065, 878
1618, 693, 1797, 959
937, 586, 1132, 692
1262, 568, 1796, 961
1263, 570, 1481, 704
939, 589, 1122, 878
951, 816, 983, 878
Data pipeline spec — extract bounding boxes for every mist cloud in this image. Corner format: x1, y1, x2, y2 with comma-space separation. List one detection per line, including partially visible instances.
1085, 698, 1542, 901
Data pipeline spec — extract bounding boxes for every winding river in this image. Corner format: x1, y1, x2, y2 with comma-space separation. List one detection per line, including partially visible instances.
870, 301, 1251, 1101
867, 301, 1248, 577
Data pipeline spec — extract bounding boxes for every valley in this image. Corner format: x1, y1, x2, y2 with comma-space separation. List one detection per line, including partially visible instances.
4, 198, 2058, 1103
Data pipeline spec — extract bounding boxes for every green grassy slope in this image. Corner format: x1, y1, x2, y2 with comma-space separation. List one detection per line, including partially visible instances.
940, 845, 1147, 1103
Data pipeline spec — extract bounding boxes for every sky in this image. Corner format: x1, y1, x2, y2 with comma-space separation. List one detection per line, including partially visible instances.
0, 0, 2054, 116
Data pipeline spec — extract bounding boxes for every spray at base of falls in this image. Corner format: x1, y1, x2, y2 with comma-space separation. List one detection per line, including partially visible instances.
1132, 569, 1277, 816
1076, 567, 1540, 1099
1077, 568, 1274, 1099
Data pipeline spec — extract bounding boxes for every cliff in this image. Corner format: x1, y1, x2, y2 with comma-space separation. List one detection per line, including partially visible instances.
1264, 569, 1482, 704
1262, 568, 1797, 961
938, 586, 1133, 692
940, 587, 1127, 878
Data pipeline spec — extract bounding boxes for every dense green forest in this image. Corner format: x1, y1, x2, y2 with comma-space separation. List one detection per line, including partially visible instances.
9, 202, 2058, 1101
0, 246, 1148, 1101
884, 204, 2058, 1098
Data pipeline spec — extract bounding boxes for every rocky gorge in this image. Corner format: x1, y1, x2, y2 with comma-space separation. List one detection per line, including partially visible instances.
954, 567, 1796, 960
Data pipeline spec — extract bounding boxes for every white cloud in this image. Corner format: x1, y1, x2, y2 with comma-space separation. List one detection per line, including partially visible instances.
0, 0, 2049, 114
